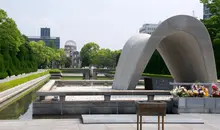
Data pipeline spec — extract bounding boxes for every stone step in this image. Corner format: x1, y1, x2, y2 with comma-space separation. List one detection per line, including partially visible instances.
82, 114, 204, 124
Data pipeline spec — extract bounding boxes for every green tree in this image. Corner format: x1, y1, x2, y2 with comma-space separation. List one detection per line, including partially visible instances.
93, 48, 112, 68
0, 54, 7, 79
0, 9, 24, 76
56, 49, 67, 68
65, 57, 72, 68
200, 0, 220, 41
29, 40, 47, 67
112, 50, 121, 68
80, 42, 100, 67
48, 40, 56, 49
201, 0, 220, 78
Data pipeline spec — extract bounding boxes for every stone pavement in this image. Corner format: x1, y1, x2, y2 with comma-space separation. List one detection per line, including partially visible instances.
0, 114, 219, 130
82, 114, 204, 124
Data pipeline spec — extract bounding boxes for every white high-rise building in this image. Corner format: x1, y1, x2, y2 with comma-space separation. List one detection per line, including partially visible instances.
139, 23, 160, 34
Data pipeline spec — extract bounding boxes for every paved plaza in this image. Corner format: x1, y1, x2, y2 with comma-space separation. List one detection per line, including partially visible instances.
0, 114, 219, 130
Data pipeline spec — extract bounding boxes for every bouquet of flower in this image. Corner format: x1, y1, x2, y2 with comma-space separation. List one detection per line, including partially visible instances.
191, 83, 209, 97
211, 83, 220, 97
170, 84, 209, 97
170, 86, 189, 97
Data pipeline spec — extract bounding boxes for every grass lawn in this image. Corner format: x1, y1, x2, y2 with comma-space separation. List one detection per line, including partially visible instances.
108, 71, 172, 78
0, 71, 48, 92
142, 73, 172, 78
97, 77, 113, 80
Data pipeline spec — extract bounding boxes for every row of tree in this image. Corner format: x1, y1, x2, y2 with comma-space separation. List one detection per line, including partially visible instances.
80, 42, 121, 68
0, 9, 67, 79
201, 0, 220, 78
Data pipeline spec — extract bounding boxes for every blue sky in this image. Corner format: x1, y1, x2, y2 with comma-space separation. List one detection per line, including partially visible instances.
1, 0, 203, 50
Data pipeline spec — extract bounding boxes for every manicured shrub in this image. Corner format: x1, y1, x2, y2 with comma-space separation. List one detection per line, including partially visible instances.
0, 72, 8, 79
49, 69, 61, 73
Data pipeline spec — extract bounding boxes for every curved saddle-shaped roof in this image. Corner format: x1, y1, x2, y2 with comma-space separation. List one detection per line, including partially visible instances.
113, 15, 217, 90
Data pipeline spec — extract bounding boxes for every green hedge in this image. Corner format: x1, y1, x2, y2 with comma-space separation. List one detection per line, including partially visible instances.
142, 73, 172, 78
107, 71, 172, 78
49, 69, 61, 73
0, 71, 48, 92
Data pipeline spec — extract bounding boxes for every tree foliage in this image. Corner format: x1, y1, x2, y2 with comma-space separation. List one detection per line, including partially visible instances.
80, 42, 100, 67
80, 42, 122, 68
201, 0, 220, 78
0, 9, 68, 79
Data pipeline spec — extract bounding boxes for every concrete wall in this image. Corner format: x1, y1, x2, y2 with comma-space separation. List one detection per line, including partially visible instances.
173, 97, 220, 113
33, 100, 173, 115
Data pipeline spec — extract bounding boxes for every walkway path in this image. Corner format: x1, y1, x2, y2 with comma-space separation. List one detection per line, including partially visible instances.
0, 69, 47, 84
0, 114, 219, 130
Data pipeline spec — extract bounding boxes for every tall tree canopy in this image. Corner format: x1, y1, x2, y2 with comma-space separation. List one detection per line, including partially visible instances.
201, 0, 220, 78
0, 9, 68, 79
80, 42, 100, 67
80, 42, 122, 68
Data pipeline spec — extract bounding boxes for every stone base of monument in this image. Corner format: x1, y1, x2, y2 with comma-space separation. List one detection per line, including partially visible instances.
33, 100, 174, 115
172, 97, 220, 113
33, 80, 173, 115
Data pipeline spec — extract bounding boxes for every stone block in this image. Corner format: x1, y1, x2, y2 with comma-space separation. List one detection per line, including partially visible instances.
204, 108, 215, 113
33, 102, 60, 108
204, 98, 215, 108
186, 97, 204, 108
33, 108, 60, 115
63, 107, 90, 114
64, 102, 90, 107
118, 107, 135, 114
185, 108, 205, 113
90, 101, 118, 107
215, 98, 220, 108
118, 101, 134, 107
90, 107, 117, 114
178, 97, 186, 108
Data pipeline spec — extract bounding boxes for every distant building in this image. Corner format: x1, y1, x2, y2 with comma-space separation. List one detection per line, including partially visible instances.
203, 4, 212, 19
41, 28, 50, 37
28, 28, 60, 49
139, 23, 159, 34
64, 40, 81, 68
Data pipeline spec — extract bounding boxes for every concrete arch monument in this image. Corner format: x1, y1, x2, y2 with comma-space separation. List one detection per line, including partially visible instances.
112, 15, 217, 90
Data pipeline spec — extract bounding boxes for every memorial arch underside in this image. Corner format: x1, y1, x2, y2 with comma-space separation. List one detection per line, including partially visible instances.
112, 15, 217, 90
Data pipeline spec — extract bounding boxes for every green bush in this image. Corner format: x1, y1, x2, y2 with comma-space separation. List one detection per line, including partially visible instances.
49, 69, 61, 73
142, 73, 172, 78
108, 71, 115, 74
6, 69, 12, 77
0, 72, 8, 79
107, 71, 172, 78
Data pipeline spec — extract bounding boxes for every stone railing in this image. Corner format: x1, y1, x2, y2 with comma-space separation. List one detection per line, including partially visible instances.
36, 89, 171, 102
